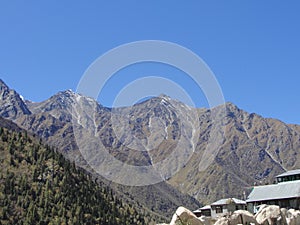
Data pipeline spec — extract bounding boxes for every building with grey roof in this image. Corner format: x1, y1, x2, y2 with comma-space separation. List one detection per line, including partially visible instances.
276, 169, 300, 183
247, 170, 300, 213
193, 198, 246, 218
193, 205, 211, 217
210, 198, 246, 218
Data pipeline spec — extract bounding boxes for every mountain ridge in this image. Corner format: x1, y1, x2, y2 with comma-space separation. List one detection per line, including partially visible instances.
0, 79, 299, 210
0, 79, 200, 218
0, 79, 31, 120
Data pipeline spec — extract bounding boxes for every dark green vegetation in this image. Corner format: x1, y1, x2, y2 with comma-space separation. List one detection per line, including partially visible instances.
0, 125, 154, 225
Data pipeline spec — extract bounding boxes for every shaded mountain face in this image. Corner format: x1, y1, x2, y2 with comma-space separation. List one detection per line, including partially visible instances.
0, 79, 299, 208
0, 79, 31, 120
0, 116, 23, 132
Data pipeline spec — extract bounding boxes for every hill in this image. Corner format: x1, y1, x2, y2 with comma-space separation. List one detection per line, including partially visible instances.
0, 81, 200, 218
0, 120, 155, 224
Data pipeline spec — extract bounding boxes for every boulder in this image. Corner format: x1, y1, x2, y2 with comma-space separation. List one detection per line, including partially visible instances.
198, 216, 214, 225
255, 206, 300, 225
280, 208, 289, 225
284, 209, 300, 225
214, 210, 257, 225
255, 205, 284, 225
213, 217, 230, 225
169, 206, 204, 225
158, 205, 300, 225
231, 210, 258, 224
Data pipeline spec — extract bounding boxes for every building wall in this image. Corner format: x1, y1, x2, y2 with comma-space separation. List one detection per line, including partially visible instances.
194, 212, 201, 217
227, 203, 246, 212
277, 174, 300, 183
211, 205, 223, 218
211, 204, 246, 218
201, 209, 211, 217
247, 197, 300, 213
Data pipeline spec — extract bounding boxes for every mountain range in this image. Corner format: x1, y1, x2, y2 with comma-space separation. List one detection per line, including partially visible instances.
0, 79, 299, 215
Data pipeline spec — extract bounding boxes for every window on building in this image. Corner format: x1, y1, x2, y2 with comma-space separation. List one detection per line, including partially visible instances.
280, 199, 289, 208
216, 206, 223, 214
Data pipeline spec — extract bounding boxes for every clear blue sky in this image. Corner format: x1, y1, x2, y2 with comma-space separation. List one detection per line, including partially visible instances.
0, 1, 299, 124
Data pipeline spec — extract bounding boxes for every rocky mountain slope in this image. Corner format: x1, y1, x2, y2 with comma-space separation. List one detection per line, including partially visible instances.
0, 79, 299, 209
169, 103, 300, 204
0, 79, 31, 120
0, 80, 200, 219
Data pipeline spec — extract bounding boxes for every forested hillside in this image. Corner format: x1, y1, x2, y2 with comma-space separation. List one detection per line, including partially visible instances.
0, 124, 154, 225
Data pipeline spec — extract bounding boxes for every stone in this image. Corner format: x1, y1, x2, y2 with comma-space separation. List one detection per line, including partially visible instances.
255, 205, 283, 225
170, 206, 204, 225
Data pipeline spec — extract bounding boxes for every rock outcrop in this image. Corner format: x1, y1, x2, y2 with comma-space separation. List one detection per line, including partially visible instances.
161, 206, 300, 225
282, 209, 300, 225
255, 205, 282, 225
254, 205, 300, 225
169, 206, 204, 225
214, 209, 258, 225
0, 79, 31, 120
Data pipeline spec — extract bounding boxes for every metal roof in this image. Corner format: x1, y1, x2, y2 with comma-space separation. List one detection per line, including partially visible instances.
193, 209, 201, 213
211, 198, 246, 206
276, 169, 300, 178
193, 205, 211, 213
246, 180, 300, 202
200, 205, 211, 210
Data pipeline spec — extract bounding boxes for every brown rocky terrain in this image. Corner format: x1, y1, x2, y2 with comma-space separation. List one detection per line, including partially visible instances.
169, 103, 300, 204
0, 80, 200, 218
0, 79, 299, 214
